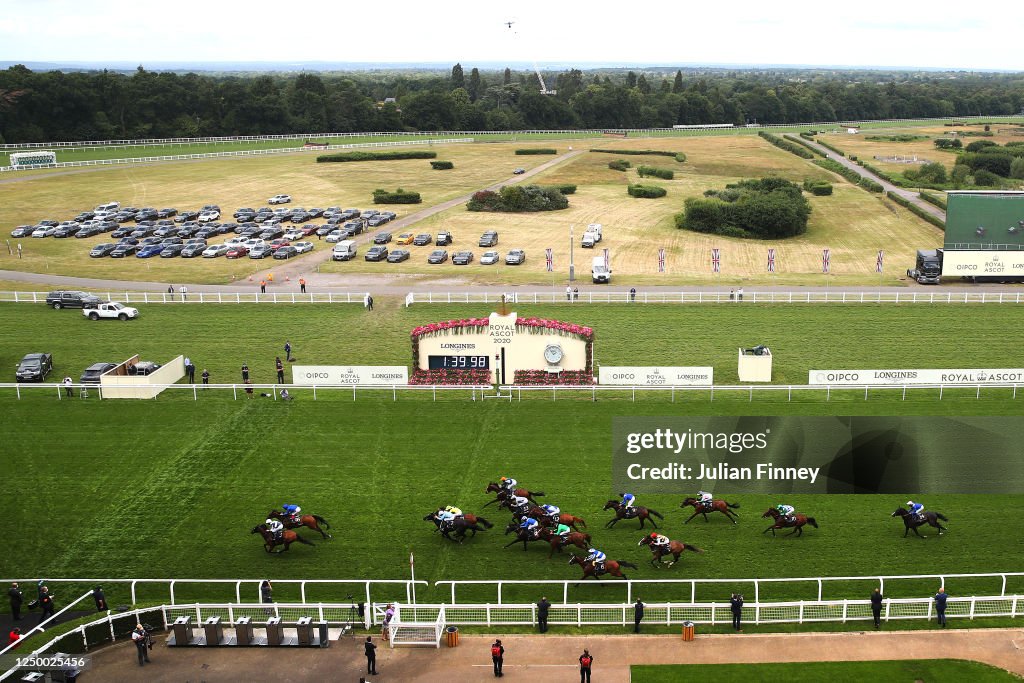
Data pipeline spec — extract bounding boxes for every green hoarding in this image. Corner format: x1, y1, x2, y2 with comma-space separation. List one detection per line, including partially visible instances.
945, 191, 1024, 250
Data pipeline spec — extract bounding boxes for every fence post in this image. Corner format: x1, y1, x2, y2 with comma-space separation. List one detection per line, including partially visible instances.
170, 580, 176, 605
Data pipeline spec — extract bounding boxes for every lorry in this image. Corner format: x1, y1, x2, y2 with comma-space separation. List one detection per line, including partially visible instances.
581, 223, 602, 248
592, 255, 611, 284
84, 301, 140, 320
907, 249, 942, 285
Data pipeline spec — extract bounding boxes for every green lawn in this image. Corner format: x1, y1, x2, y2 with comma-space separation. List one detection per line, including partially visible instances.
631, 660, 1019, 683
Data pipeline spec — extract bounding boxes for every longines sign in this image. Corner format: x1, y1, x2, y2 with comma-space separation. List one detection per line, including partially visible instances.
292, 365, 409, 385
808, 368, 1024, 386
600, 366, 714, 386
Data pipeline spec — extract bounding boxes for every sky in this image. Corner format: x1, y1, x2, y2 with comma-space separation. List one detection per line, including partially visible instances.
1, 0, 1022, 71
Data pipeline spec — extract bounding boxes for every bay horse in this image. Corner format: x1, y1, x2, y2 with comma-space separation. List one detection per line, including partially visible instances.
892, 506, 948, 538
538, 527, 591, 558
251, 523, 316, 553
638, 535, 703, 568
268, 510, 333, 539
526, 506, 587, 531
483, 482, 545, 507
761, 508, 818, 537
503, 521, 546, 551
568, 554, 638, 580
424, 511, 493, 542
680, 497, 740, 525
603, 500, 663, 529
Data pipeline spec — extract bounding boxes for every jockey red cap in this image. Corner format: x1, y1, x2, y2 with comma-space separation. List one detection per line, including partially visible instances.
650, 532, 658, 538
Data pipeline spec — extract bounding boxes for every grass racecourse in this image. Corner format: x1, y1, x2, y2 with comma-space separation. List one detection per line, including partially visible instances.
631, 660, 1021, 683
1, 302, 1022, 610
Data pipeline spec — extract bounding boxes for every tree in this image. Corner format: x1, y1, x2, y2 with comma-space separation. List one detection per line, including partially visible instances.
468, 68, 482, 102
637, 75, 651, 95
503, 68, 512, 85
450, 63, 465, 90
673, 70, 683, 93
1010, 157, 1024, 180
626, 71, 637, 89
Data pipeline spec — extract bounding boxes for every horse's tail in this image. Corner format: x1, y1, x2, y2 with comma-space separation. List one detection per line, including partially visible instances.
313, 515, 330, 529
648, 508, 664, 519
806, 517, 819, 528
934, 512, 949, 522
686, 544, 703, 553
295, 535, 316, 546
477, 516, 494, 529
727, 502, 741, 509
530, 490, 545, 498
617, 560, 639, 570
575, 516, 587, 529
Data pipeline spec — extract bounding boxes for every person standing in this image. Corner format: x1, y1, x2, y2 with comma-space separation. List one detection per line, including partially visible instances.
201, 369, 210, 387
730, 593, 744, 631
63, 375, 73, 398
299, 278, 306, 294
364, 636, 378, 675
934, 587, 948, 627
180, 285, 188, 302
633, 597, 645, 633
37, 586, 55, 625
131, 624, 151, 666
629, 287, 636, 302
367, 295, 374, 311
260, 280, 267, 294
184, 358, 195, 384
566, 285, 572, 301
275, 357, 285, 384
284, 341, 292, 362
578, 649, 594, 683
241, 363, 250, 382
737, 287, 744, 301
260, 580, 273, 604
93, 586, 107, 611
537, 596, 550, 633
167, 285, 174, 295
871, 588, 883, 629
490, 639, 504, 677
381, 603, 395, 641
8, 582, 22, 621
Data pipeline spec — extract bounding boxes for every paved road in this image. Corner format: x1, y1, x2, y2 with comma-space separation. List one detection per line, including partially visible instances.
798, 136, 947, 222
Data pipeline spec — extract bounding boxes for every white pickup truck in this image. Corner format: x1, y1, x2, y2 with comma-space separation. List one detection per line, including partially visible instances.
84, 301, 139, 320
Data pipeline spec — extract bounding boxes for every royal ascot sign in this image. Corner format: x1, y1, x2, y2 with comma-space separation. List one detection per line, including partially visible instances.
808, 368, 1024, 386
291, 365, 409, 385
941, 251, 1024, 277
600, 366, 714, 386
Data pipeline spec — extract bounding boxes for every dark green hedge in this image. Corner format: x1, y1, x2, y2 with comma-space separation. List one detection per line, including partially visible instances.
372, 188, 422, 204
816, 139, 847, 157
317, 150, 437, 162
637, 165, 674, 180
812, 158, 884, 193
803, 179, 833, 196
590, 149, 683, 160
758, 131, 814, 159
675, 177, 811, 239
608, 160, 631, 171
549, 184, 576, 195
856, 160, 901, 186
783, 134, 827, 157
934, 138, 963, 149
886, 191, 946, 229
430, 161, 454, 170
467, 185, 569, 212
515, 148, 557, 155
627, 184, 667, 198
918, 192, 948, 210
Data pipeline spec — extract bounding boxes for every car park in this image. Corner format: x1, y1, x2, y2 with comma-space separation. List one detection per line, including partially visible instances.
249, 244, 273, 259
110, 243, 138, 258
226, 245, 249, 259
513, 168, 526, 174
292, 241, 314, 253
10, 226, 33, 238
413, 234, 433, 246
136, 244, 164, 258
479, 231, 499, 247
80, 362, 117, 384
436, 231, 453, 246
452, 251, 474, 265
387, 249, 410, 263
373, 232, 392, 244
396, 233, 415, 245
84, 301, 139, 321
90, 243, 117, 258
46, 290, 101, 309
15, 352, 53, 382
268, 194, 291, 204
202, 244, 230, 258
160, 244, 186, 258
505, 249, 526, 265
427, 249, 449, 264
480, 250, 500, 265
365, 246, 389, 261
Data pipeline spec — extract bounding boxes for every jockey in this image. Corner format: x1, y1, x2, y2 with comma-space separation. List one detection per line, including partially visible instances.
697, 490, 713, 507
907, 500, 925, 519
775, 504, 795, 522
282, 503, 301, 524
650, 532, 671, 550
509, 495, 530, 516
620, 493, 636, 516
519, 517, 540, 539
585, 548, 607, 573
541, 504, 560, 525
266, 518, 284, 541
436, 507, 457, 531
445, 505, 463, 518
499, 476, 518, 494
555, 523, 571, 542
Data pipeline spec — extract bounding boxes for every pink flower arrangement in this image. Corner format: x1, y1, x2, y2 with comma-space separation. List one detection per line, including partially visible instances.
409, 368, 492, 385
513, 370, 595, 385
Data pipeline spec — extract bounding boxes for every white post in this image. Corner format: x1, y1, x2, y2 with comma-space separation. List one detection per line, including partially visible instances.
410, 551, 417, 605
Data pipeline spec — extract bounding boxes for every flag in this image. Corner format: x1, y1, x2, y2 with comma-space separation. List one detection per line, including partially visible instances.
767, 248, 776, 273
603, 248, 609, 270
711, 248, 720, 273
876, 249, 884, 273
822, 248, 831, 274
545, 248, 553, 272
658, 248, 666, 273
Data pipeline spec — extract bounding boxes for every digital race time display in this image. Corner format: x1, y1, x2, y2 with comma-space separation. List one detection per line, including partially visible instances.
427, 355, 491, 369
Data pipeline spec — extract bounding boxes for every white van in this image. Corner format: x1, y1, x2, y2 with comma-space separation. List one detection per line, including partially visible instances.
332, 240, 357, 261
592, 255, 611, 283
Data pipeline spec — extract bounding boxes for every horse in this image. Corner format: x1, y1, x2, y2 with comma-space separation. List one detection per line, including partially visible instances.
680, 497, 740, 525
503, 521, 547, 551
424, 511, 493, 543
603, 500, 663, 529
268, 510, 333, 539
538, 527, 592, 559
527, 506, 587, 531
638, 535, 703, 568
251, 523, 316, 553
568, 554, 638, 580
761, 508, 818, 537
892, 506, 948, 538
483, 482, 545, 507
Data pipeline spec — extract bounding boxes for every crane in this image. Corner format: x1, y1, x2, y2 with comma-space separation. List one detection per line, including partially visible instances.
504, 20, 556, 96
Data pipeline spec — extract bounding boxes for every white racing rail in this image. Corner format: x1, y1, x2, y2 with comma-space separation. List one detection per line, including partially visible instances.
0, 291, 368, 304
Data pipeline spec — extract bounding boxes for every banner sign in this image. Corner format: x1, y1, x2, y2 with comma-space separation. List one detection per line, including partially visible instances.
599, 366, 713, 386
612, 416, 1024, 494
876, 249, 884, 273
808, 368, 1024, 385
658, 248, 666, 273
545, 248, 553, 272
940, 250, 1024, 277
292, 365, 408, 385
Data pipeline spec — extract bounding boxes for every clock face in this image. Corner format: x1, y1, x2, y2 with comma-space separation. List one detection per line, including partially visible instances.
544, 344, 564, 364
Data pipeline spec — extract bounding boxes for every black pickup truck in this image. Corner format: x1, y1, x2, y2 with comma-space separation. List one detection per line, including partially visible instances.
46, 290, 102, 309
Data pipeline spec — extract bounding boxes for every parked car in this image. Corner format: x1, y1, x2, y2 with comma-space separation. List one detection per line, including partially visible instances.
325, 230, 346, 243
89, 243, 117, 258
316, 225, 334, 237
10, 226, 33, 238
202, 244, 230, 258
366, 216, 387, 227
32, 225, 57, 238
249, 244, 273, 259
365, 246, 389, 261
395, 233, 415, 245
513, 168, 526, 174
373, 232, 392, 244
136, 244, 164, 258
84, 301, 139, 321
387, 249, 410, 263
80, 362, 117, 384
505, 249, 526, 265
273, 246, 298, 260
343, 221, 363, 236
480, 250, 500, 265
110, 226, 134, 239
259, 228, 284, 241
268, 194, 292, 204
45, 291, 101, 309
452, 251, 474, 265
233, 208, 255, 219
180, 242, 207, 258
157, 208, 178, 218
292, 241, 314, 253
413, 234, 433, 246
436, 231, 453, 246
268, 239, 291, 251
331, 240, 357, 261
283, 229, 305, 241
479, 231, 499, 247
226, 245, 250, 259
427, 249, 449, 264
110, 243, 138, 258
160, 244, 186, 258
52, 223, 82, 238
15, 352, 53, 382
197, 210, 221, 223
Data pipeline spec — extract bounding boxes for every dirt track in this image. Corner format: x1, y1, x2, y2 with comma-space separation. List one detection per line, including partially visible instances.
80, 628, 1024, 682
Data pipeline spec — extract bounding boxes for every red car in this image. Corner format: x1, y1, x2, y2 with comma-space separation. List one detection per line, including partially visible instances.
226, 246, 250, 259
269, 239, 291, 251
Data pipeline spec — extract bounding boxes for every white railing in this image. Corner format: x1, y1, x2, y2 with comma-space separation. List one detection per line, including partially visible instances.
496, 383, 1020, 402
434, 572, 1024, 605
404, 290, 1024, 307
386, 604, 445, 648
0, 382, 490, 402
0, 291, 369, 305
